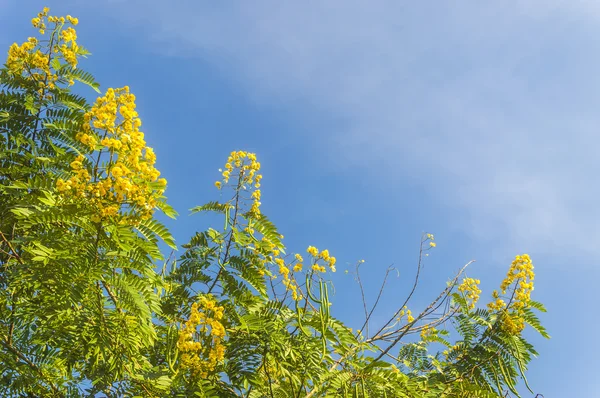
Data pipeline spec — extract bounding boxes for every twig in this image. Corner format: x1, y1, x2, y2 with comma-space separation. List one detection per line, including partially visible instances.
207, 172, 244, 295
358, 265, 396, 339
367, 261, 474, 366
354, 262, 369, 337
372, 235, 426, 338
0, 230, 23, 264
263, 344, 275, 398
0, 336, 62, 396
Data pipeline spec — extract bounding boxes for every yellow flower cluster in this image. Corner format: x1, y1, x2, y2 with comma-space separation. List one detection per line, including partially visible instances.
7, 8, 80, 94
61, 26, 77, 43
306, 246, 336, 273
276, 254, 300, 299
488, 254, 535, 312
270, 251, 313, 300
293, 253, 303, 272
457, 277, 481, 310
48, 15, 79, 25
426, 233, 436, 248
251, 243, 334, 301
485, 254, 536, 335
56, 155, 90, 197
31, 7, 49, 34
419, 324, 437, 341
499, 310, 525, 336
57, 87, 166, 221
177, 295, 226, 378
212, 151, 336, 301
241, 221, 334, 301
32, 8, 80, 67
5, 37, 59, 95
274, 257, 301, 300
7, 38, 40, 73
487, 296, 506, 311
501, 254, 534, 309
397, 306, 415, 323
58, 24, 80, 68
216, 151, 262, 215
246, 232, 303, 300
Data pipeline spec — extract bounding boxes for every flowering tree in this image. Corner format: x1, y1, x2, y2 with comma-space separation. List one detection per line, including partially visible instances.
0, 9, 548, 397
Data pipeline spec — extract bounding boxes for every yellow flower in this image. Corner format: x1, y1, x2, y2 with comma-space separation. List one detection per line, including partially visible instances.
458, 277, 481, 310
420, 325, 436, 340
214, 181, 222, 189
274, 258, 285, 267
61, 27, 77, 43
56, 86, 165, 220
487, 298, 506, 311
495, 254, 535, 310
429, 242, 436, 248
66, 15, 79, 25
177, 294, 227, 376
307, 246, 318, 257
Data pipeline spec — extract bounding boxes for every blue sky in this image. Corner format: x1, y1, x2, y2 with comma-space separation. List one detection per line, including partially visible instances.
1, 1, 596, 395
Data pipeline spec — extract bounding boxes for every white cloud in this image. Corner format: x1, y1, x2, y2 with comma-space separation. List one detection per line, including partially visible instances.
92, 0, 600, 262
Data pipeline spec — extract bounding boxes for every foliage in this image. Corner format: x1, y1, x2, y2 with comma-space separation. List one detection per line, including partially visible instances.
0, 8, 549, 397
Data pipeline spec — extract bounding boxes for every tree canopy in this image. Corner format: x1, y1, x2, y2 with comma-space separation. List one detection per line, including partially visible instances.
0, 8, 549, 397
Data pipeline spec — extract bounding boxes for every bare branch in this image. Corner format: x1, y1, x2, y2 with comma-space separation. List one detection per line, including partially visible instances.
372, 235, 427, 338
354, 262, 369, 337
367, 260, 475, 366
358, 265, 397, 339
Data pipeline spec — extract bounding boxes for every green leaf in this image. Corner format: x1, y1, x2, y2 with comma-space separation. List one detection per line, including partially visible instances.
136, 218, 177, 249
